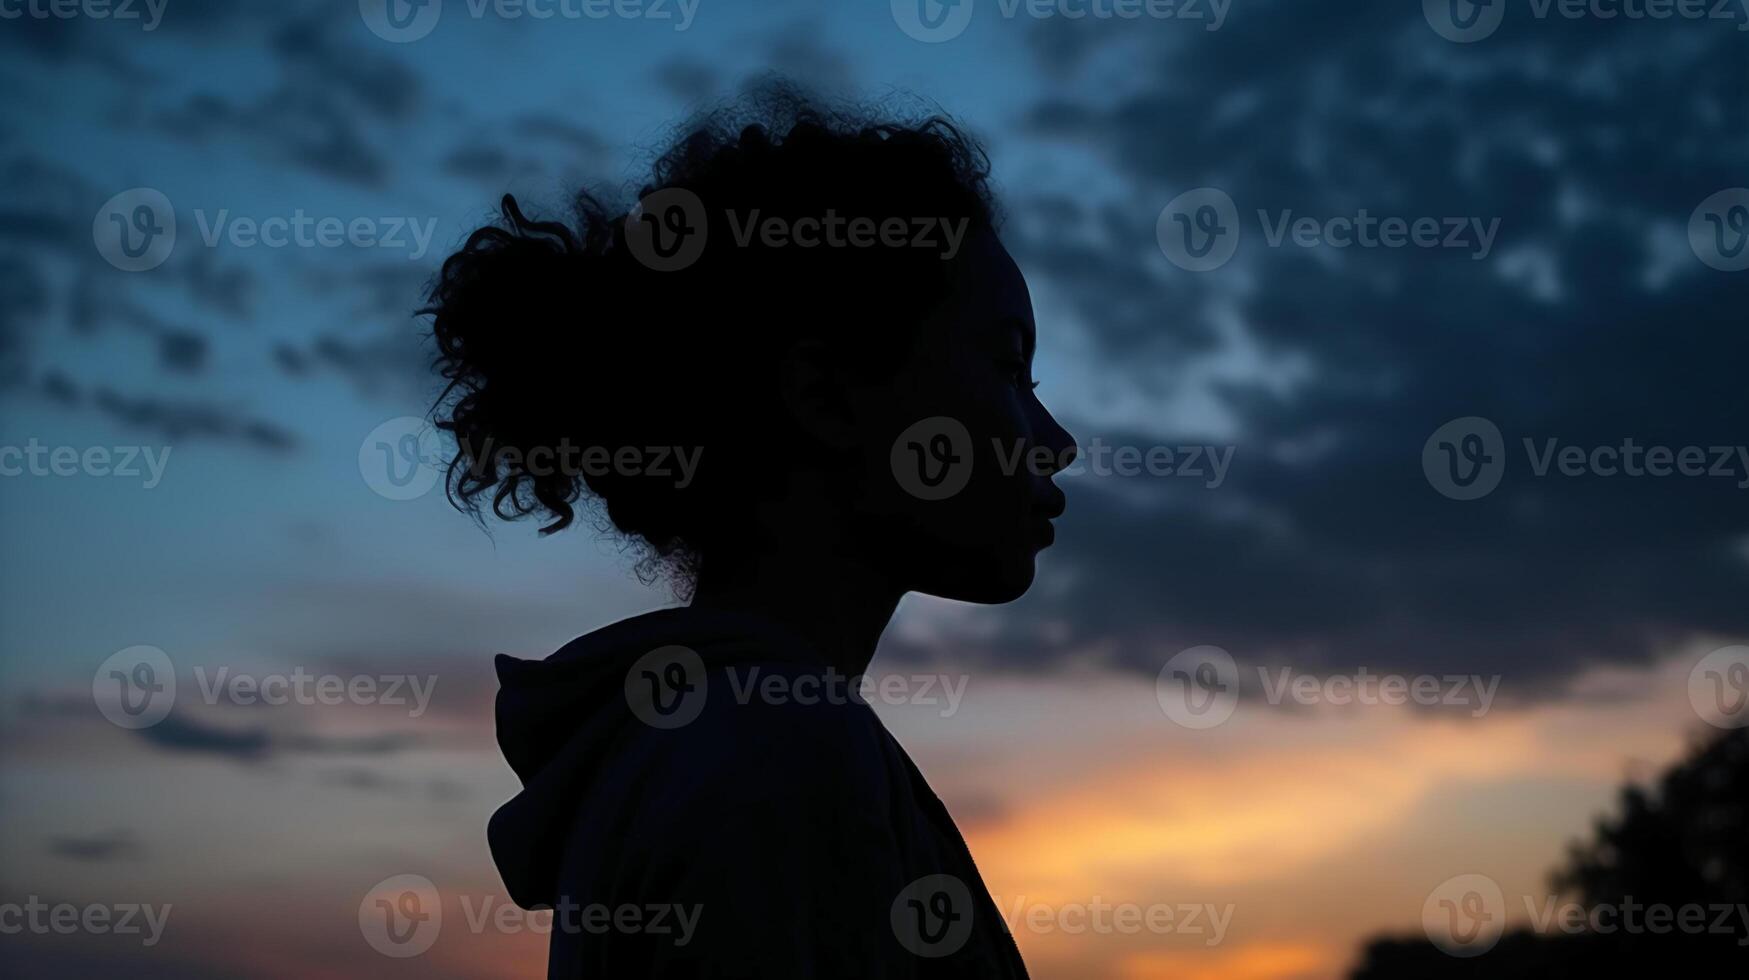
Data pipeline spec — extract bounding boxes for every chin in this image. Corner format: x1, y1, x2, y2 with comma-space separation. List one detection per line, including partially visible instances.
918, 553, 1039, 605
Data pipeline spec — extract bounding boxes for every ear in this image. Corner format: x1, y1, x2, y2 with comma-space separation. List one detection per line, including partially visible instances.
778, 339, 860, 450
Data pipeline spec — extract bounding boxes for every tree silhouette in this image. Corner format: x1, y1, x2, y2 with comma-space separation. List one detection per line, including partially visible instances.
1351, 726, 1749, 977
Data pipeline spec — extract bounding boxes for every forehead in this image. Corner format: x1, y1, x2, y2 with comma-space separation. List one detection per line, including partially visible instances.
956, 229, 1032, 323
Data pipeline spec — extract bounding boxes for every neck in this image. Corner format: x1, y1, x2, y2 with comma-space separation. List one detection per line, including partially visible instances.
689, 534, 902, 677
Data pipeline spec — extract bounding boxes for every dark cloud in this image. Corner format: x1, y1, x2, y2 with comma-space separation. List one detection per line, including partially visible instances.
978, 6, 1749, 692
763, 22, 855, 95
318, 766, 471, 801
146, 12, 423, 187
511, 114, 611, 161
0, 940, 237, 980
0, 254, 49, 378
270, 261, 438, 393
270, 327, 432, 398
47, 830, 143, 862
177, 249, 254, 321
441, 115, 612, 184
442, 142, 517, 182
654, 58, 721, 104
153, 87, 392, 187
269, 14, 422, 122
132, 712, 425, 764
134, 713, 272, 761
158, 331, 209, 373
89, 386, 299, 452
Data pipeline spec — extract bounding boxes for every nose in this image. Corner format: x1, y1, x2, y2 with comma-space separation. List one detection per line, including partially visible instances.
1033, 403, 1076, 477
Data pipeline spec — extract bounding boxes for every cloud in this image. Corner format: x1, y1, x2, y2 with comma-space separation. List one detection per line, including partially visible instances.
440, 114, 613, 185
318, 766, 471, 801
133, 712, 272, 761
47, 830, 143, 862
967, 4, 1749, 693
131, 711, 426, 764
653, 58, 721, 104
148, 13, 423, 187
762, 22, 855, 95
88, 386, 298, 452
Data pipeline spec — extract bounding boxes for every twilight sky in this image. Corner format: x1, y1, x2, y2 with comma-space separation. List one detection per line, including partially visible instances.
2, 2, 1746, 978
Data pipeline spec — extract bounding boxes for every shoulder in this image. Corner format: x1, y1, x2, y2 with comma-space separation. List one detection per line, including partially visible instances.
627, 662, 906, 828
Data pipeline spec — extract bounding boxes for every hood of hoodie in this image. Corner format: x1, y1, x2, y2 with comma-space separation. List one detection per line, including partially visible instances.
487, 607, 817, 909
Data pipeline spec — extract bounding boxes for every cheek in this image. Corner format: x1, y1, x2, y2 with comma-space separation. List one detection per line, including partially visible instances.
879, 374, 1037, 512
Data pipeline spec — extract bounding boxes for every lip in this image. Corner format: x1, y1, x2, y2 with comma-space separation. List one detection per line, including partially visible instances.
1034, 516, 1057, 547
1035, 492, 1067, 521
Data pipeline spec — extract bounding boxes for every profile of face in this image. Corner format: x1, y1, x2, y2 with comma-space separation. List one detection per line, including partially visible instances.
834, 229, 1077, 603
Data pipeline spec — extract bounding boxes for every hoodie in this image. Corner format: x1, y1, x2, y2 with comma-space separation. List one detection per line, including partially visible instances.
489, 606, 1031, 979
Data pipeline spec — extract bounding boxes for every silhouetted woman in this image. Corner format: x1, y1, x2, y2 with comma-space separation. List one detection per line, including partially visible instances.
426, 93, 1074, 979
